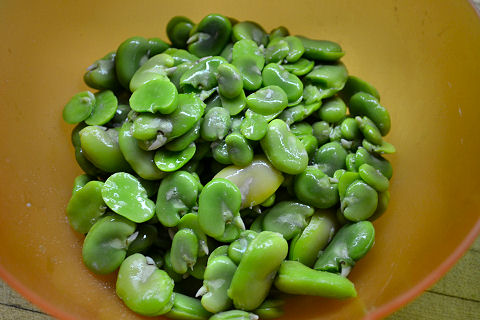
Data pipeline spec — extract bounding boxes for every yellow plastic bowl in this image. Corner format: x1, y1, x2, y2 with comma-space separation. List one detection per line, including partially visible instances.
1, 0, 480, 319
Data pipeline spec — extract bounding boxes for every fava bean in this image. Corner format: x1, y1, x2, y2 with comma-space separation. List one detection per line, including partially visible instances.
126, 224, 158, 256
341, 180, 378, 221
116, 253, 174, 316
129, 53, 174, 92
171, 228, 199, 274
262, 63, 303, 104
84, 52, 121, 91
282, 58, 315, 76
102, 172, 156, 223
198, 178, 243, 240
232, 21, 268, 46
130, 79, 178, 114
166, 293, 212, 320
289, 210, 337, 267
201, 107, 231, 141
156, 171, 200, 227
115, 36, 150, 89
260, 119, 308, 175
274, 261, 356, 298
297, 36, 345, 61
340, 75, 380, 102
167, 16, 195, 49
246, 86, 288, 116
62, 91, 95, 124
359, 163, 389, 192
232, 39, 264, 91
82, 214, 136, 274
225, 132, 254, 166
188, 14, 232, 57
318, 96, 346, 124
294, 166, 339, 209
314, 221, 375, 276
254, 299, 284, 319
313, 141, 348, 177
240, 113, 268, 141
154, 142, 196, 172
355, 147, 393, 179
209, 310, 259, 320
262, 201, 314, 240
217, 63, 243, 99
228, 231, 288, 310
349, 92, 391, 136
227, 230, 258, 265
67, 181, 106, 234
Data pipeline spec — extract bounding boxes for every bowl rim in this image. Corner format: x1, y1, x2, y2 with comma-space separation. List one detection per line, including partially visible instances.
1, 1, 480, 319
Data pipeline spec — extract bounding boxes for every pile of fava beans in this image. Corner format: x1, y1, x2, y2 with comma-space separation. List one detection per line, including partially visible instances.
63, 14, 395, 320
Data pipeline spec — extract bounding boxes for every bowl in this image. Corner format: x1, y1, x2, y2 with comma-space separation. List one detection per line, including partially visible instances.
1, 0, 480, 319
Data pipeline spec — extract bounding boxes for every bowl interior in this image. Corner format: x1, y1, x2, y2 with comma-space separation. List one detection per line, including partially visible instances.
1, 0, 480, 319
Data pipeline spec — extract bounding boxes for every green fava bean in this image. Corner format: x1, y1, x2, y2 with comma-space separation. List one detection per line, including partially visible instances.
181, 56, 227, 91
289, 210, 337, 267
341, 180, 378, 221
345, 153, 357, 172
338, 171, 360, 200
217, 63, 243, 99
198, 178, 243, 240
232, 21, 268, 46
284, 36, 305, 63
118, 122, 165, 180
166, 119, 202, 152
319, 96, 347, 124
290, 122, 312, 136
147, 38, 170, 56
178, 213, 209, 257
102, 172, 155, 223
297, 36, 345, 61
166, 293, 212, 320
171, 228, 199, 274
228, 231, 288, 310
220, 43, 234, 62
115, 36, 150, 89
167, 93, 206, 139
249, 214, 265, 233
79, 126, 130, 173
294, 166, 339, 209
260, 119, 308, 175
73, 145, 104, 177
349, 92, 391, 136
227, 230, 258, 265
265, 38, 289, 64
340, 117, 362, 140
314, 221, 375, 275
67, 181, 106, 234
131, 113, 171, 143
225, 132, 254, 167
198, 256, 237, 313
305, 63, 348, 94
312, 121, 331, 145
246, 85, 288, 115
274, 260, 356, 298
164, 48, 199, 66
169, 61, 193, 91
220, 90, 247, 116
232, 39, 264, 91
254, 299, 284, 319
164, 251, 184, 282
109, 104, 131, 127
72, 174, 93, 194
212, 140, 232, 165
116, 253, 174, 316
362, 139, 396, 155
282, 58, 315, 76
369, 190, 390, 221
130, 79, 178, 114
154, 142, 196, 172
201, 107, 231, 141
313, 141, 348, 176
126, 224, 158, 256
84, 52, 121, 91
63, 91, 95, 124
359, 163, 389, 192
262, 63, 303, 104
260, 193, 276, 207
208, 245, 229, 264
270, 26, 290, 39
355, 147, 393, 179
356, 116, 383, 145
340, 75, 380, 102
262, 201, 314, 240
156, 171, 200, 227
129, 53, 175, 92
82, 214, 136, 274
188, 14, 232, 57
240, 113, 268, 141
85, 90, 118, 126
167, 16, 195, 49
214, 156, 284, 208
298, 134, 318, 158
210, 310, 259, 320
